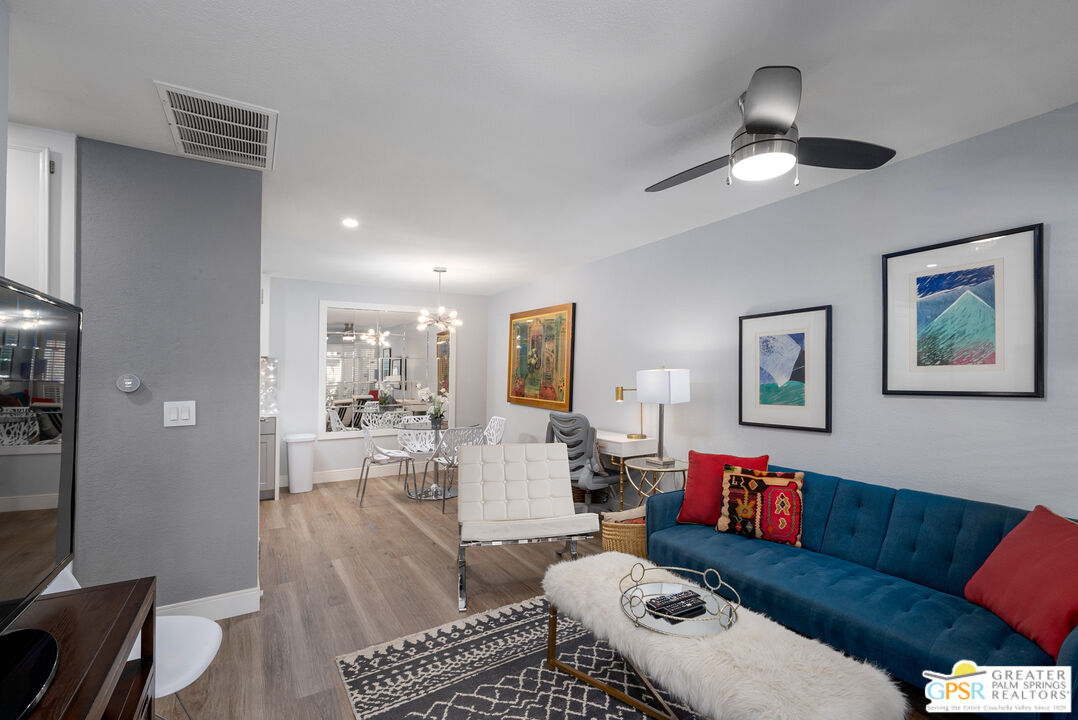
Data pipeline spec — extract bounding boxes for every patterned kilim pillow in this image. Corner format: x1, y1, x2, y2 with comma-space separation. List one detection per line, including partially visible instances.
715, 465, 805, 547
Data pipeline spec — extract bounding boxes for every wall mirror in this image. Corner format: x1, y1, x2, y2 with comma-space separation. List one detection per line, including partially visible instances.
318, 301, 455, 438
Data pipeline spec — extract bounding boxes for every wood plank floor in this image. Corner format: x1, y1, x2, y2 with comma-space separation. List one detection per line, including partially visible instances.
156, 474, 946, 719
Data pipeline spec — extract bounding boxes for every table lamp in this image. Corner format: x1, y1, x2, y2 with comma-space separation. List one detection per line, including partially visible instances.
614, 385, 646, 439
636, 368, 690, 467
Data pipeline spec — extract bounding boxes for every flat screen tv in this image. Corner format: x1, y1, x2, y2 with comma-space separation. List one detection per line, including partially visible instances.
0, 276, 81, 719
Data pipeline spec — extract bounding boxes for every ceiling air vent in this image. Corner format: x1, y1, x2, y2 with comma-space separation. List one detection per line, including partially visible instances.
154, 81, 278, 171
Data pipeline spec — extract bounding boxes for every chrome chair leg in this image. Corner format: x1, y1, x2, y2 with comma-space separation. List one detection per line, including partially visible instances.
358, 461, 372, 506
555, 539, 579, 558
355, 457, 369, 498
457, 544, 467, 612
176, 691, 195, 720
442, 466, 456, 514
408, 459, 420, 501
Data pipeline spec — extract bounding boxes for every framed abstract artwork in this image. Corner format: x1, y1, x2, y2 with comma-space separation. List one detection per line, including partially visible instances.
882, 225, 1044, 397
507, 303, 575, 412
739, 305, 832, 432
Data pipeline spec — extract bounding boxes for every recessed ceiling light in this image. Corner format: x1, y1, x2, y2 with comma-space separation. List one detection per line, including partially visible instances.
926, 263, 938, 268
341, 217, 359, 229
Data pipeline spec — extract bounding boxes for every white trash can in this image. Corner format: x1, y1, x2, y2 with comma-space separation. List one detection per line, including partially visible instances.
284, 433, 316, 494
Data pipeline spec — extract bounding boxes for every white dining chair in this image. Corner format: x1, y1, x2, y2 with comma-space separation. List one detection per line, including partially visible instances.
398, 427, 437, 498
45, 567, 223, 720
482, 416, 506, 445
357, 426, 413, 506
432, 425, 485, 513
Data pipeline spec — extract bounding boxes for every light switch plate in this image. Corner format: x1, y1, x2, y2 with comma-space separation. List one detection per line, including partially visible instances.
163, 401, 196, 427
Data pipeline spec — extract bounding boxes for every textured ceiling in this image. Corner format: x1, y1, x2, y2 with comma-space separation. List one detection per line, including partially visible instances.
10, 1, 1078, 294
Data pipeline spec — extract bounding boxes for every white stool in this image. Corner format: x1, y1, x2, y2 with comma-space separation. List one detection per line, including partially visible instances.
154, 615, 222, 719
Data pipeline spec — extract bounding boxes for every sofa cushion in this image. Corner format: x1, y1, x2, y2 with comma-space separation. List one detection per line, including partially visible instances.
818, 479, 895, 568
965, 505, 1078, 658
677, 450, 769, 525
648, 525, 1052, 686
771, 466, 838, 552
875, 489, 1026, 597
715, 466, 804, 546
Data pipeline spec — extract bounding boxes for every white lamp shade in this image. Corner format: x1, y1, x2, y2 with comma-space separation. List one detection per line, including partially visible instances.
636, 368, 691, 404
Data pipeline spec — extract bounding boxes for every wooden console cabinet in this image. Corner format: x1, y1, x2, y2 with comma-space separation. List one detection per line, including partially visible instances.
10, 578, 156, 720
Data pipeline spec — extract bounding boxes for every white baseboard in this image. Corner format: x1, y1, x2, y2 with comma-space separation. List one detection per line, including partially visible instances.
280, 463, 403, 488
0, 493, 59, 512
158, 585, 261, 621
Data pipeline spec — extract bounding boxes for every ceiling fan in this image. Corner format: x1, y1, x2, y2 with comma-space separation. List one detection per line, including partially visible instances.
645, 66, 896, 192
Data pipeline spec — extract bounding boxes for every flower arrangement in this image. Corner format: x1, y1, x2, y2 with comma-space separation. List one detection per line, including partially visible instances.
417, 384, 450, 418
378, 380, 393, 406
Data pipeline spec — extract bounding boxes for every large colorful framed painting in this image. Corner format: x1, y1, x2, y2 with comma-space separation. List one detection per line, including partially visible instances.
883, 225, 1044, 396
507, 303, 575, 412
739, 305, 832, 432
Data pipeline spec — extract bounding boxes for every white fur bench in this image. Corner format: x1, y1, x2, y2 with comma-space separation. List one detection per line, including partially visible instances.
542, 552, 906, 720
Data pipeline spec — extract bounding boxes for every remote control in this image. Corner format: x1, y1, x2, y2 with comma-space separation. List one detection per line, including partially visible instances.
644, 590, 707, 624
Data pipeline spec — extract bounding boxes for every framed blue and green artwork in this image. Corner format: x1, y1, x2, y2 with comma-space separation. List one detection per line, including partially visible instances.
739, 305, 832, 432
883, 225, 1044, 396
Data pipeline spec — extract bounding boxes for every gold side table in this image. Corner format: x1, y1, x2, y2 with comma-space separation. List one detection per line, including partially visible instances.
623, 458, 689, 507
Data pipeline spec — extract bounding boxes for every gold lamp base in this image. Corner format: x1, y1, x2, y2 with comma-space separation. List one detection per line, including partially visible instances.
626, 433, 646, 439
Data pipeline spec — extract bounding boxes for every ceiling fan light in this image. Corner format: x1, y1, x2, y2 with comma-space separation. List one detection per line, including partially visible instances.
730, 126, 798, 182
732, 150, 796, 181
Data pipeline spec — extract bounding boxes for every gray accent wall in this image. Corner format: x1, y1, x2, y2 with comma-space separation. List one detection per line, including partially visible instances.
487, 103, 1078, 519
76, 139, 261, 604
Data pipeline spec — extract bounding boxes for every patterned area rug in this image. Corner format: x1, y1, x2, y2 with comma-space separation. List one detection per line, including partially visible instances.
336, 596, 702, 719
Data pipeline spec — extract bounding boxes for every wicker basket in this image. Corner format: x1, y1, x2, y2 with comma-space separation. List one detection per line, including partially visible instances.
600, 507, 648, 559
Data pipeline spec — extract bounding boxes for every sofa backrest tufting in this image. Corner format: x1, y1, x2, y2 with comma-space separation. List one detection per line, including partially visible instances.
457, 443, 575, 524
773, 465, 1032, 598
875, 490, 1028, 597
818, 479, 897, 569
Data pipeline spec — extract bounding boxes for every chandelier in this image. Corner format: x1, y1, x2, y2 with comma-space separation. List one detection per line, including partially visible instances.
359, 328, 390, 346
417, 267, 463, 332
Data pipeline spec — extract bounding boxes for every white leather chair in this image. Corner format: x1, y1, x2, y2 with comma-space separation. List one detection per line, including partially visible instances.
45, 567, 222, 720
456, 443, 598, 611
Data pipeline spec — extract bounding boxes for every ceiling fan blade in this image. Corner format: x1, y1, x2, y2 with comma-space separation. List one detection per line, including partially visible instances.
645, 155, 730, 192
742, 66, 802, 134
797, 137, 896, 169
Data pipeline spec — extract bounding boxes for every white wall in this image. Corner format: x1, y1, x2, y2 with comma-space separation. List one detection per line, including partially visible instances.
269, 276, 488, 477
0, 0, 9, 272
487, 103, 1078, 518
5, 124, 77, 302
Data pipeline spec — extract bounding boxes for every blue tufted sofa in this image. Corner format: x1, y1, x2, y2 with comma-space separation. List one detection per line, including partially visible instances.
646, 466, 1077, 719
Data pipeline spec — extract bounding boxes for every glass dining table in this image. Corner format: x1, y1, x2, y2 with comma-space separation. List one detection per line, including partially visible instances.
396, 421, 483, 502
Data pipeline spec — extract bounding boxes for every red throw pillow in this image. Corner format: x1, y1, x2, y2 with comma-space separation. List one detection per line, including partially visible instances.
677, 451, 769, 525
965, 505, 1078, 658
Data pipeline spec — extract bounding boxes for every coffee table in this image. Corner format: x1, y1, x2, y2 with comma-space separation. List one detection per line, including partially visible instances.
542, 552, 906, 720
